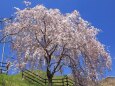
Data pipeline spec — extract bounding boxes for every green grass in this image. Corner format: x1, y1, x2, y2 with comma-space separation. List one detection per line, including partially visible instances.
0, 73, 40, 86
0, 71, 73, 86
0, 69, 50, 86
3, 71, 115, 86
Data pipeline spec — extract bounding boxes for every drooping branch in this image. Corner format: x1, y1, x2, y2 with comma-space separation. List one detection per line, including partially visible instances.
0, 26, 27, 43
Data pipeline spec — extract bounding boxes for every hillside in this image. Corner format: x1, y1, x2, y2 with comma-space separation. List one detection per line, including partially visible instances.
0, 70, 70, 86
1, 72, 115, 86
0, 70, 48, 86
99, 77, 115, 86
0, 73, 39, 86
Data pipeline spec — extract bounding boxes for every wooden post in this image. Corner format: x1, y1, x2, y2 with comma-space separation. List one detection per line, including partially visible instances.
22, 70, 23, 78
44, 79, 46, 85
0, 63, 2, 74
62, 78, 64, 86
6, 62, 10, 75
0, 69, 2, 74
66, 76, 69, 86
6, 69, 8, 75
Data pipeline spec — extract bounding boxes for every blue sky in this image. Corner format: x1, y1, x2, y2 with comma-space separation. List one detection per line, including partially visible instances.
0, 0, 115, 77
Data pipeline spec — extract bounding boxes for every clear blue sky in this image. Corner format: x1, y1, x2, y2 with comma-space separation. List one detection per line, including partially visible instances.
0, 0, 115, 77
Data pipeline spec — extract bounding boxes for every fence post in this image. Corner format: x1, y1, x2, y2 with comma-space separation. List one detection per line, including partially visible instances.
62, 78, 64, 86
6, 69, 8, 75
66, 76, 69, 86
22, 70, 23, 78
44, 79, 46, 85
0, 69, 2, 74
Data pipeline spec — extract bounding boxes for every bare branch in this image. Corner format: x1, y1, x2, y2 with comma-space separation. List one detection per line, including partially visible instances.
52, 44, 66, 75
49, 44, 58, 56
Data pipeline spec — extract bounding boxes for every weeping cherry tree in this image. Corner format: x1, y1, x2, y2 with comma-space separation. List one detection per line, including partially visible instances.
0, 1, 111, 86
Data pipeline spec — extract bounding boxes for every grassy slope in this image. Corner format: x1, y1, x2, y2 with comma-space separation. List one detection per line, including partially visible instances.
0, 71, 65, 86
1, 73, 115, 86
0, 70, 47, 86
0, 73, 39, 86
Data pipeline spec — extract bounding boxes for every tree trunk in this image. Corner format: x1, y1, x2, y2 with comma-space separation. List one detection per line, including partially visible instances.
48, 77, 53, 86
47, 68, 53, 86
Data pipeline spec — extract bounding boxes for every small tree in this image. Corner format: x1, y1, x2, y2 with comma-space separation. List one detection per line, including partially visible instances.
0, 2, 111, 86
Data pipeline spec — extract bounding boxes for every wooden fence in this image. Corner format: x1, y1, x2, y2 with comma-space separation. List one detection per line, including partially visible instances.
22, 69, 74, 86
0, 62, 8, 74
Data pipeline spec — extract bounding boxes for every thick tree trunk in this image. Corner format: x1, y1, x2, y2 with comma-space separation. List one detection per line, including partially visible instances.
48, 77, 53, 86
47, 68, 53, 86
